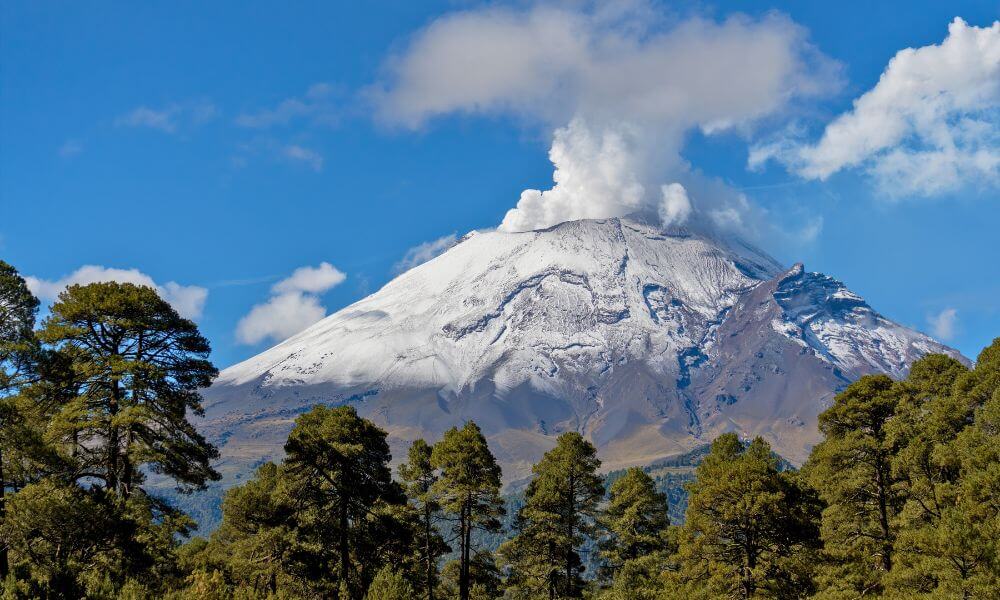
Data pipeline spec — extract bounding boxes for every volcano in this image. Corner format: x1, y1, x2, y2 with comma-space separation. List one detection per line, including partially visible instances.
199, 217, 962, 489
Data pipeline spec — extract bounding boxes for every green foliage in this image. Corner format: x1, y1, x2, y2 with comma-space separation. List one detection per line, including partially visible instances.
0, 273, 220, 597
176, 569, 231, 600
2, 256, 999, 599
500, 432, 603, 598
431, 422, 505, 600
599, 467, 672, 579
365, 565, 415, 600
884, 344, 1000, 598
37, 281, 220, 497
191, 462, 317, 597
596, 555, 666, 600
0, 479, 119, 597
283, 404, 404, 597
0, 260, 47, 582
399, 439, 449, 600
668, 434, 821, 600
804, 374, 903, 597
184, 406, 418, 599
0, 260, 39, 396
438, 551, 502, 600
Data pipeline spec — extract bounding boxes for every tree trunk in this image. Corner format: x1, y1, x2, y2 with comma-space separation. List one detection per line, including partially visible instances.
340, 499, 351, 598
122, 430, 134, 499
0, 446, 7, 580
742, 545, 757, 600
458, 500, 468, 600
461, 499, 472, 600
107, 381, 120, 495
566, 474, 575, 597
424, 503, 435, 600
875, 456, 893, 573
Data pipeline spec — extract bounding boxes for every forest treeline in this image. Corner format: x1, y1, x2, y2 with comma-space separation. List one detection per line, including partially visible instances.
1, 258, 998, 599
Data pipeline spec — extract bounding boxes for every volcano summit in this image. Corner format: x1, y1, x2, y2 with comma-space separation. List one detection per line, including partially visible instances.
200, 217, 962, 489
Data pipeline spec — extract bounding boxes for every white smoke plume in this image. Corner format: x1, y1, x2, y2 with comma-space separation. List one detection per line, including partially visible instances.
376, 1, 839, 235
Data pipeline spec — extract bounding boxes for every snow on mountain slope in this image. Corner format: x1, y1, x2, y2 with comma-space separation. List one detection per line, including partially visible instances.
199, 217, 963, 489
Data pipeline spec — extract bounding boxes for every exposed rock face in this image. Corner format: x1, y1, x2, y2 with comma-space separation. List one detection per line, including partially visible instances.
199, 217, 963, 489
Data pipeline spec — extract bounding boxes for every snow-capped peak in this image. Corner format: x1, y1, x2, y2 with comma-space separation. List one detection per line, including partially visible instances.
202, 216, 963, 487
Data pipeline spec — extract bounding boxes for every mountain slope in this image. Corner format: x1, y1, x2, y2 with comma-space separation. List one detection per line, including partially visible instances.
199, 217, 962, 490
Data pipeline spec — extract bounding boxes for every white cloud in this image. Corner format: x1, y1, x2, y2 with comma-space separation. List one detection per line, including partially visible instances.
115, 101, 218, 134
25, 265, 207, 320
927, 307, 959, 341
236, 83, 341, 128
754, 18, 1000, 197
236, 292, 327, 345
282, 144, 324, 171
376, 1, 838, 234
272, 262, 346, 294
160, 282, 209, 321
236, 262, 347, 345
394, 234, 458, 273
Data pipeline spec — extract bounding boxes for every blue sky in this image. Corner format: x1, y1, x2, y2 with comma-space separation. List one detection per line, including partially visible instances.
1, 0, 998, 368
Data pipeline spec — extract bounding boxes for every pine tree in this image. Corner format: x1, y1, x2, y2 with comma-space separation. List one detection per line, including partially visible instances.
670, 434, 820, 599
365, 565, 416, 600
0, 262, 55, 581
198, 461, 315, 597
804, 374, 903, 597
887, 343, 1000, 597
0, 260, 39, 397
885, 354, 973, 595
399, 439, 448, 600
438, 551, 502, 600
283, 404, 402, 598
500, 432, 604, 598
949, 339, 1000, 597
599, 467, 671, 578
430, 422, 505, 600
37, 282, 220, 498
0, 478, 119, 597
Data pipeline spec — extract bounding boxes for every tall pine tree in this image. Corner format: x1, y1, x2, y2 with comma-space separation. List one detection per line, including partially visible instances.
670, 434, 820, 600
283, 404, 402, 599
37, 282, 220, 498
0, 260, 45, 581
804, 375, 904, 597
500, 432, 603, 599
887, 344, 1000, 597
430, 422, 504, 600
399, 438, 448, 600
599, 467, 671, 581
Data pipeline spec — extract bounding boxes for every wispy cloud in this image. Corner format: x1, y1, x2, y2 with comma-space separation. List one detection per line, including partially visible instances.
393, 233, 459, 273
236, 83, 342, 129
282, 144, 324, 171
58, 139, 83, 158
272, 262, 345, 294
232, 139, 325, 172
927, 307, 959, 341
212, 274, 279, 288
115, 101, 218, 134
